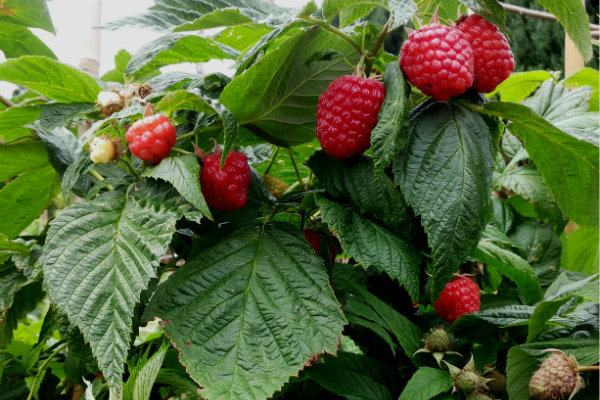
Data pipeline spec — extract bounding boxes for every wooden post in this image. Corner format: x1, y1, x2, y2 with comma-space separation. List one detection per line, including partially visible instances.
564, 0, 585, 77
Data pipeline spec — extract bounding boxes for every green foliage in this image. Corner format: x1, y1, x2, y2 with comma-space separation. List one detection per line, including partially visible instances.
0, 1, 598, 399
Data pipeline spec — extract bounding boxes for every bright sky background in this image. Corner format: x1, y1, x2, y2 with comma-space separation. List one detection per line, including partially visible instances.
0, 0, 314, 97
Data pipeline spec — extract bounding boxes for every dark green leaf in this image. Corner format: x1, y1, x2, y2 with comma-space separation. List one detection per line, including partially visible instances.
220, 27, 363, 146
33, 126, 81, 177
457, 0, 506, 30
0, 56, 101, 103
474, 101, 599, 228
398, 367, 452, 400
371, 62, 409, 173
395, 101, 495, 298
506, 346, 538, 400
38, 103, 96, 130
43, 180, 194, 389
317, 195, 420, 301
143, 221, 346, 400
518, 336, 599, 366
142, 155, 212, 219
155, 90, 215, 115
61, 156, 93, 198
0, 22, 55, 59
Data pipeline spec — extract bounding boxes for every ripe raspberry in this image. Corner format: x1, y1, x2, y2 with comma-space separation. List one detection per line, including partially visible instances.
125, 114, 176, 164
200, 151, 251, 211
399, 24, 474, 101
434, 277, 480, 323
529, 351, 582, 400
316, 75, 385, 159
457, 14, 515, 93
262, 174, 289, 198
89, 136, 116, 164
303, 229, 337, 264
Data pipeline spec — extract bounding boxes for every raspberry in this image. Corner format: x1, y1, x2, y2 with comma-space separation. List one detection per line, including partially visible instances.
434, 277, 480, 323
316, 75, 385, 159
89, 136, 116, 164
483, 370, 507, 396
423, 327, 452, 353
200, 151, 251, 211
262, 174, 288, 198
125, 114, 176, 164
303, 229, 337, 264
399, 24, 474, 101
529, 351, 582, 400
457, 14, 515, 93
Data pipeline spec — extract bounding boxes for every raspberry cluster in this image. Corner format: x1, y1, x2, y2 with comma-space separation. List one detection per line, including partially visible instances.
400, 14, 514, 100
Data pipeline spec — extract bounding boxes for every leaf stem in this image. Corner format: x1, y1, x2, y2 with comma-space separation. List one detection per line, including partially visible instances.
577, 366, 600, 372
286, 148, 305, 190
171, 147, 193, 155
264, 146, 280, 175
300, 16, 364, 55
364, 18, 391, 77
120, 154, 139, 179
27, 342, 68, 400
88, 169, 105, 182
0, 94, 14, 108
176, 123, 223, 142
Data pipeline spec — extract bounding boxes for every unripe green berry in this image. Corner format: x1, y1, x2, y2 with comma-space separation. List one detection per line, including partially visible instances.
424, 328, 452, 352
456, 370, 481, 393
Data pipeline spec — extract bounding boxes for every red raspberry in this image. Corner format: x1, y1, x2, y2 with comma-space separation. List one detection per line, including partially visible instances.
399, 24, 474, 101
316, 75, 385, 159
200, 151, 251, 211
125, 114, 176, 163
457, 14, 515, 93
433, 277, 480, 323
303, 229, 337, 264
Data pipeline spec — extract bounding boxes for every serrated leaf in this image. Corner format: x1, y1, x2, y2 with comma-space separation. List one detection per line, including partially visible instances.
0, 106, 39, 142
0, 0, 54, 32
215, 23, 273, 52
174, 8, 253, 31
0, 278, 44, 347
371, 62, 409, 173
126, 33, 238, 79
132, 347, 167, 400
155, 90, 215, 115
317, 195, 420, 301
61, 156, 94, 199
143, 221, 346, 400
0, 56, 101, 103
142, 155, 211, 219
0, 165, 58, 238
308, 151, 410, 231
472, 236, 543, 305
561, 228, 599, 275
33, 125, 82, 177
490, 70, 554, 103
394, 101, 495, 298
37, 103, 96, 130
518, 336, 599, 366
43, 180, 194, 390
522, 79, 593, 124
0, 22, 55, 59
322, 0, 416, 28
534, 0, 592, 61
398, 367, 452, 400
220, 27, 363, 146
148, 72, 199, 92
526, 297, 572, 343
475, 101, 599, 228
562, 67, 599, 111
306, 353, 392, 400
457, 0, 505, 30
489, 196, 514, 234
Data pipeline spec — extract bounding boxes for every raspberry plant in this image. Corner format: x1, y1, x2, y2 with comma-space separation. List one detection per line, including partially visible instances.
0, 1, 598, 399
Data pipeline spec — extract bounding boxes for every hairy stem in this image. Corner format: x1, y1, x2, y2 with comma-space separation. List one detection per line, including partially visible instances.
287, 148, 305, 190
27, 342, 68, 400
301, 16, 364, 55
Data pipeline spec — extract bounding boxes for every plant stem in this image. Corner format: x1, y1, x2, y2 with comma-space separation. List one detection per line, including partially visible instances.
286, 148, 305, 190
264, 146, 280, 175
119, 156, 139, 179
300, 16, 364, 55
364, 18, 391, 76
577, 366, 600, 372
88, 169, 105, 182
0, 94, 14, 108
176, 123, 223, 142
27, 342, 68, 400
171, 147, 193, 155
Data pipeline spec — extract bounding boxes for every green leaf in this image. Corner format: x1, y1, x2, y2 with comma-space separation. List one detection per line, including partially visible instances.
398, 367, 452, 400
474, 101, 599, 228
489, 196, 514, 234
518, 336, 599, 366
526, 297, 572, 342
37, 102, 96, 130
457, 0, 506, 30
561, 228, 599, 275
0, 0, 54, 32
506, 346, 538, 400
100, 50, 131, 83
61, 156, 93, 198
215, 24, 273, 52
43, 180, 194, 390
317, 195, 420, 301
220, 27, 363, 146
322, 0, 416, 29
472, 234, 543, 305
132, 347, 167, 400
155, 90, 215, 115
394, 101, 495, 298
0, 22, 55, 59
0, 56, 102, 103
543, 272, 599, 302
0, 276, 44, 348
562, 67, 599, 111
143, 221, 346, 400
522, 79, 593, 125
126, 33, 238, 79
142, 155, 212, 219
308, 151, 410, 231
173, 8, 253, 31
306, 353, 392, 400
0, 141, 47, 181
0, 106, 39, 142
0, 165, 58, 238
534, 0, 592, 61
490, 70, 554, 104
371, 62, 409, 173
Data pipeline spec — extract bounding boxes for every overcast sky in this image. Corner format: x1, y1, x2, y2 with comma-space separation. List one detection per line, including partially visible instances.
0, 0, 314, 97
